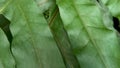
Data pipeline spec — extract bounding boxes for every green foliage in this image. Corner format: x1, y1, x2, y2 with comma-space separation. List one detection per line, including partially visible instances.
0, 0, 120, 68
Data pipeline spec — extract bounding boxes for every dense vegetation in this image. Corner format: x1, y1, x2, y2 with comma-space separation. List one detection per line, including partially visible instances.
0, 0, 120, 68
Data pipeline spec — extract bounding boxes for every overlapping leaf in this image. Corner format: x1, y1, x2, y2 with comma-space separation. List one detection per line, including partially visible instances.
100, 0, 120, 18
0, 0, 120, 68
99, 0, 120, 42
56, 0, 120, 68
0, 0, 66, 68
49, 6, 80, 68
35, 0, 56, 14
0, 29, 15, 68
35, 0, 80, 67
0, 14, 12, 43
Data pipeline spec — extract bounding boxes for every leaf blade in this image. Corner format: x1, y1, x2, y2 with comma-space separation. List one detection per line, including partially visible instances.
0, 28, 15, 68
0, 0, 66, 68
56, 0, 120, 68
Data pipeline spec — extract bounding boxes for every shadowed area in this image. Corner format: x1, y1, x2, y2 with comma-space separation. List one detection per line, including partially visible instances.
0, 14, 13, 43
112, 17, 120, 33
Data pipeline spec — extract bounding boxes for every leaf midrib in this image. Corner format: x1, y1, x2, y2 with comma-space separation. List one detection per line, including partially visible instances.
0, 0, 12, 14
17, 5, 43, 68
71, 1, 108, 68
48, 8, 59, 26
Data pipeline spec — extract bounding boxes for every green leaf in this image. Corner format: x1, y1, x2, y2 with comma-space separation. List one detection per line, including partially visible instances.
0, 0, 65, 68
0, 14, 12, 43
35, 0, 80, 67
35, 0, 55, 13
100, 0, 120, 18
0, 29, 15, 68
99, 0, 120, 32
56, 0, 120, 68
97, 0, 120, 42
48, 6, 80, 67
